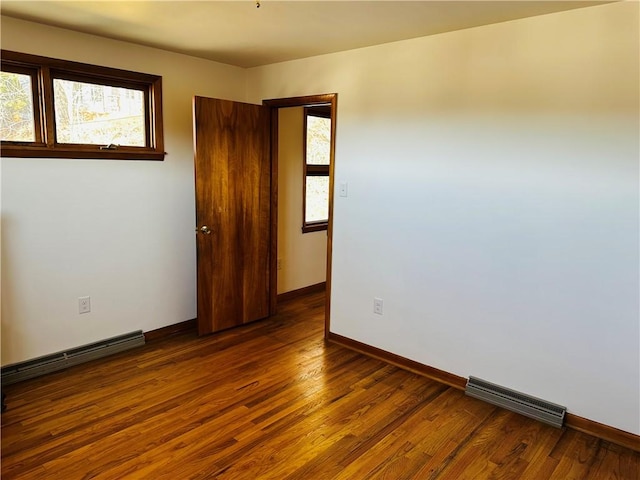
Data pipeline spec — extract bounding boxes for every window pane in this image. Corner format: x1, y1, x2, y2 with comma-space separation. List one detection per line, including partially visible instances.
0, 71, 36, 142
53, 79, 146, 146
305, 176, 329, 223
306, 115, 331, 165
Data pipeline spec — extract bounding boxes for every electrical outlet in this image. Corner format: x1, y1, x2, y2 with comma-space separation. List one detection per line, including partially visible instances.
79, 296, 91, 314
339, 182, 348, 197
277, 258, 282, 270
374, 297, 383, 315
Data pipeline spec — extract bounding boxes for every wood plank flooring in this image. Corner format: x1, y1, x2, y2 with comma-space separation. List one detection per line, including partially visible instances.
2, 292, 639, 479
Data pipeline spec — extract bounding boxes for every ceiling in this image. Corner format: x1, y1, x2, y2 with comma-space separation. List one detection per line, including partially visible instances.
1, 1, 608, 68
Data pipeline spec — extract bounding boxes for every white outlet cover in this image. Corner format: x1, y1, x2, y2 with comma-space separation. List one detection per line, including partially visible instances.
374, 297, 383, 315
79, 296, 91, 314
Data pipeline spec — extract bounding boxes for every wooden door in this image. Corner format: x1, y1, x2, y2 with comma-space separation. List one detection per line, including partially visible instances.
193, 97, 271, 335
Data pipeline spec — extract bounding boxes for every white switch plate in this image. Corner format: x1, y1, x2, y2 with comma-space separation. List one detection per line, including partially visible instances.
339, 182, 348, 197
374, 297, 383, 315
79, 296, 91, 314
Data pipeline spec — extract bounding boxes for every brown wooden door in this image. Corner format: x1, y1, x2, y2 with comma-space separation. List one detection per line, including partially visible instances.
193, 97, 271, 335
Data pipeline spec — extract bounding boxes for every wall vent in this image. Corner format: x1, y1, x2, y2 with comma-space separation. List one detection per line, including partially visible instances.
465, 376, 566, 428
1, 331, 145, 386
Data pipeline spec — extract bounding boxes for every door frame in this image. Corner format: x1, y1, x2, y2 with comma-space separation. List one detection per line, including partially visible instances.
263, 93, 337, 339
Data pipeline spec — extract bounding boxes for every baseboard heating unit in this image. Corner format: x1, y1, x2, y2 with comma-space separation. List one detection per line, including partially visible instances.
1, 330, 145, 387
465, 376, 566, 428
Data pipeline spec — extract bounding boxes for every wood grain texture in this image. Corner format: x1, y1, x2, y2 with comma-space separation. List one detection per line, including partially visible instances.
269, 106, 279, 316
328, 332, 468, 390
328, 334, 640, 453
144, 318, 196, 342
324, 93, 337, 340
2, 291, 638, 479
565, 413, 640, 454
194, 97, 271, 335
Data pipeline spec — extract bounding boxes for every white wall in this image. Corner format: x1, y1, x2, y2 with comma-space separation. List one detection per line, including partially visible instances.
1, 17, 247, 365
248, 3, 640, 434
277, 107, 327, 294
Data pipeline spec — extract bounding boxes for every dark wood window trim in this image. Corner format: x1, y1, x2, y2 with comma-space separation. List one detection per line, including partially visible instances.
302, 105, 331, 234
1, 50, 164, 160
1, 62, 44, 146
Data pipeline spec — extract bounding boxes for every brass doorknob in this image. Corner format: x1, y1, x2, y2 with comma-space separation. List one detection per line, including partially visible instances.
199, 225, 212, 234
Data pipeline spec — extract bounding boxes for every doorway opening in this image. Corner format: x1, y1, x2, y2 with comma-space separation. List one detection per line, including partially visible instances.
263, 94, 337, 338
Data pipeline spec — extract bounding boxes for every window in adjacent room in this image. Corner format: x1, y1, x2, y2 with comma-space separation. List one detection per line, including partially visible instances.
303, 105, 331, 233
0, 50, 164, 160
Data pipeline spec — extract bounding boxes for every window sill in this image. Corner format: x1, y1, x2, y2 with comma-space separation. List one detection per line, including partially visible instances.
1, 144, 165, 161
302, 222, 328, 234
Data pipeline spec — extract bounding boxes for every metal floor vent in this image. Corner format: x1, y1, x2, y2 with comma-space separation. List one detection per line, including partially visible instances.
1, 330, 145, 387
465, 376, 566, 428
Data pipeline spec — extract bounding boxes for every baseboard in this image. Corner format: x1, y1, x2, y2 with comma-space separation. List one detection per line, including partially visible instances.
326, 332, 467, 390
144, 319, 196, 342
326, 331, 640, 452
565, 413, 640, 452
277, 282, 326, 304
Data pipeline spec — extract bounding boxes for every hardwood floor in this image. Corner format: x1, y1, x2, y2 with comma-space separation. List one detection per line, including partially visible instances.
2, 291, 639, 479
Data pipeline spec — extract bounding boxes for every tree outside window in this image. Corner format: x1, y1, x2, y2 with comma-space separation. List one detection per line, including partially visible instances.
0, 50, 163, 160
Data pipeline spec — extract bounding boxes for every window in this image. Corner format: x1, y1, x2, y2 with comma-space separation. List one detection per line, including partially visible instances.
303, 106, 331, 233
0, 50, 164, 160
0, 66, 41, 143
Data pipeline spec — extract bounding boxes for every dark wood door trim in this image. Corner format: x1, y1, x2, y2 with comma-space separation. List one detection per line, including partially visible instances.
267, 106, 279, 316
263, 93, 338, 339
263, 94, 337, 109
